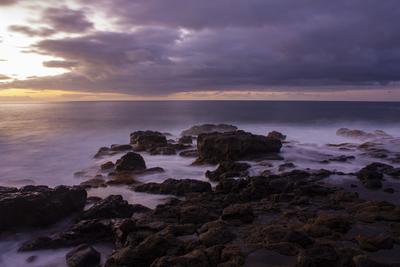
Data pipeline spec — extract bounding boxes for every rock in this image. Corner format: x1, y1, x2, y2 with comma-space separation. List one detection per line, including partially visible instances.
205, 161, 250, 182
0, 185, 87, 231
267, 131, 287, 141
384, 188, 395, 194
110, 144, 132, 151
130, 131, 167, 150
66, 244, 101, 267
151, 249, 211, 267
313, 213, 352, 233
181, 124, 238, 136
296, 244, 339, 267
178, 136, 193, 144
199, 221, 235, 247
353, 201, 400, 222
196, 130, 282, 164
104, 234, 184, 267
80, 178, 107, 189
221, 203, 255, 224
352, 255, 391, 267
115, 152, 146, 172
325, 155, 355, 163
19, 219, 114, 251
106, 173, 136, 185
357, 165, 384, 189
94, 147, 111, 158
101, 161, 115, 170
78, 195, 135, 221
337, 128, 391, 140
278, 162, 296, 172
134, 178, 212, 196
356, 234, 394, 252
179, 149, 198, 158
149, 146, 176, 155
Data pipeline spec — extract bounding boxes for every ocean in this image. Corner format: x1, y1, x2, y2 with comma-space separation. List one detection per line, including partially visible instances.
0, 100, 400, 266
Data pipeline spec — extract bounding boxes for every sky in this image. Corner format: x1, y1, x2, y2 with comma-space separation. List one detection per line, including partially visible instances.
0, 0, 400, 101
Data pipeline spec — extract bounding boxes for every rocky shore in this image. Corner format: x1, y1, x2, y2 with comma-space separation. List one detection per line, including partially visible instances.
1, 124, 400, 267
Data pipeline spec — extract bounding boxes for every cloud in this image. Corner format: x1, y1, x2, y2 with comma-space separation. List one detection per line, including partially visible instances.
42, 7, 94, 33
2, 0, 400, 97
0, 0, 18, 5
0, 74, 11, 80
43, 60, 78, 69
8, 25, 56, 37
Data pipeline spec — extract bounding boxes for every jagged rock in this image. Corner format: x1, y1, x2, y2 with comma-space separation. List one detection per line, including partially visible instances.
115, 152, 146, 172
178, 136, 193, 144
179, 150, 198, 158
66, 244, 101, 267
80, 178, 107, 189
78, 195, 135, 221
134, 178, 212, 196
206, 161, 250, 182
198, 221, 235, 247
267, 131, 287, 141
101, 161, 115, 170
0, 185, 86, 231
221, 204, 255, 224
313, 213, 353, 233
181, 124, 238, 136
130, 131, 167, 150
278, 162, 296, 172
357, 165, 384, 189
196, 130, 282, 164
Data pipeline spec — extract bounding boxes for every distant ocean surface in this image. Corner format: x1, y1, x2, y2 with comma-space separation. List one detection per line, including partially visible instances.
0, 101, 399, 187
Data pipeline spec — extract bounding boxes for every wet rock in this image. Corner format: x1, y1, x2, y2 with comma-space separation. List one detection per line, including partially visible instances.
181, 124, 238, 136
179, 149, 198, 158
267, 131, 287, 141
94, 147, 111, 158
149, 145, 176, 155
198, 221, 235, 247
151, 249, 211, 267
134, 178, 212, 196
115, 152, 146, 172
221, 203, 255, 224
205, 161, 250, 182
106, 173, 136, 185
110, 144, 132, 151
80, 178, 106, 189
313, 213, 352, 233
66, 244, 101, 267
130, 130, 167, 150
296, 244, 339, 267
178, 135, 193, 144
357, 165, 384, 189
19, 219, 114, 251
353, 201, 400, 222
101, 161, 115, 170
384, 188, 395, 194
104, 233, 184, 267
352, 255, 391, 267
278, 162, 296, 172
322, 155, 355, 163
0, 185, 87, 231
196, 130, 282, 164
356, 234, 394, 252
0, 186, 18, 194
337, 128, 392, 140
78, 195, 135, 221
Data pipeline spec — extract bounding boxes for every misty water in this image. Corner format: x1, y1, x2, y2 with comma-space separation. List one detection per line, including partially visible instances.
1, 101, 400, 266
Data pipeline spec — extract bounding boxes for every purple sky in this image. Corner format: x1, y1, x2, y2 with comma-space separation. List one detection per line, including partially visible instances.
0, 0, 400, 100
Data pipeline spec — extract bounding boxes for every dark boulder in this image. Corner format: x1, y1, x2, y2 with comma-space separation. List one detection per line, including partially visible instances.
78, 195, 135, 221
357, 165, 384, 189
267, 131, 287, 141
196, 130, 282, 164
181, 124, 238, 136
115, 152, 146, 172
66, 244, 101, 267
0, 185, 87, 231
130, 131, 167, 150
178, 135, 193, 144
179, 149, 198, 158
134, 178, 212, 196
206, 161, 250, 182
101, 161, 115, 170
221, 203, 255, 224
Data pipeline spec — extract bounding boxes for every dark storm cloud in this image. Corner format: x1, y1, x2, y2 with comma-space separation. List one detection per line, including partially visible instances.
42, 7, 94, 33
43, 60, 78, 69
2, 0, 400, 95
8, 25, 56, 37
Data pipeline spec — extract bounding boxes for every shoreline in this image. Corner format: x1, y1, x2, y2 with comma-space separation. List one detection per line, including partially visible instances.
1, 124, 400, 266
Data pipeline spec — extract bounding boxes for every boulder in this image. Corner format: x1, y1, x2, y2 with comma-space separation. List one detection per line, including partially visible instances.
336, 128, 392, 140
110, 144, 132, 151
221, 203, 255, 224
66, 244, 101, 267
196, 130, 282, 164
179, 149, 198, 158
206, 161, 250, 182
198, 221, 235, 247
0, 185, 87, 231
80, 178, 107, 189
115, 152, 146, 172
357, 165, 384, 189
296, 244, 339, 267
130, 131, 167, 150
178, 136, 193, 144
267, 131, 287, 141
134, 178, 212, 196
78, 195, 135, 221
101, 161, 115, 170
181, 124, 238, 136
356, 234, 394, 252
